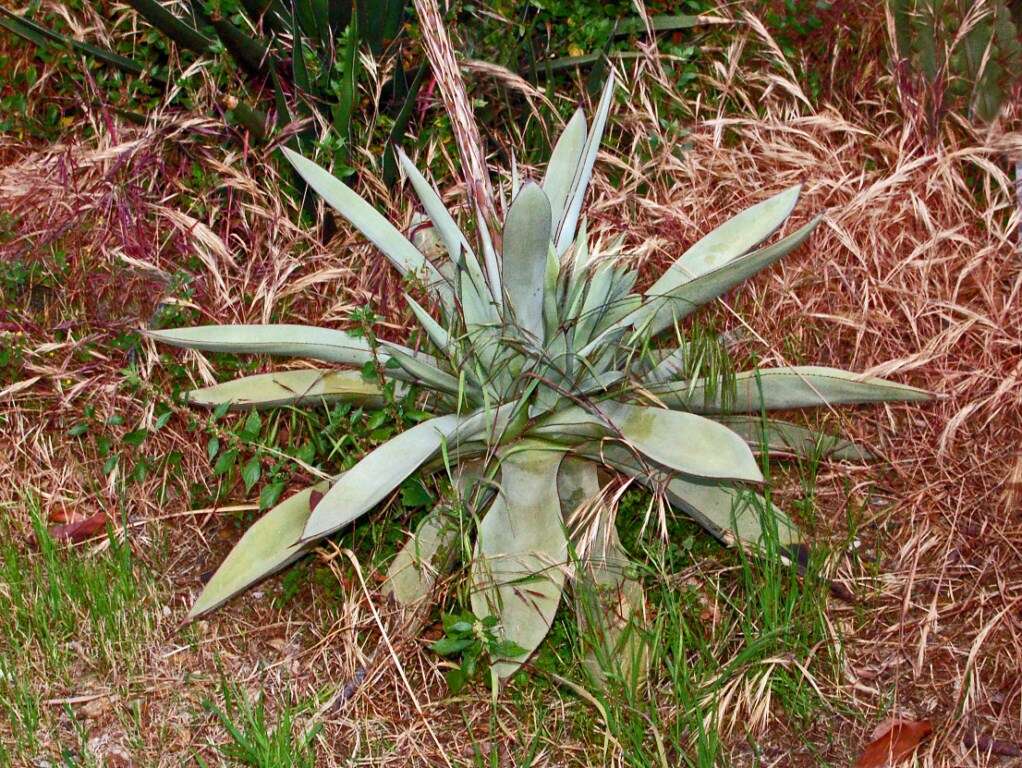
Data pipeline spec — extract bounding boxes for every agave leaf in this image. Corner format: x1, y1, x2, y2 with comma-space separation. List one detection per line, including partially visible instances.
502, 183, 553, 343
397, 149, 470, 265
186, 369, 384, 410
281, 147, 450, 303
534, 402, 763, 483
378, 341, 463, 397
593, 293, 642, 338
301, 413, 469, 542
471, 443, 567, 679
573, 263, 614, 351
714, 415, 873, 461
382, 507, 458, 624
298, 406, 516, 544
404, 294, 452, 355
383, 461, 485, 628
643, 345, 689, 385
543, 244, 561, 340
476, 205, 503, 309
588, 444, 800, 549
633, 215, 822, 338
656, 366, 931, 413
564, 218, 591, 313
543, 108, 588, 233
146, 324, 375, 365
663, 476, 801, 549
647, 185, 801, 295
555, 73, 616, 255
189, 480, 330, 618
556, 458, 648, 687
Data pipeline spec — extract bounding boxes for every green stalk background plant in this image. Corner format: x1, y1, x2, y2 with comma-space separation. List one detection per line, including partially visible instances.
147, 72, 931, 687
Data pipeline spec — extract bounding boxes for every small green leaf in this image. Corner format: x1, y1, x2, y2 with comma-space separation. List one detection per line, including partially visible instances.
241, 457, 262, 492
241, 410, 262, 441
259, 480, 286, 510
400, 478, 433, 508
214, 449, 238, 476
123, 428, 148, 447
430, 636, 474, 655
207, 436, 220, 461
445, 667, 467, 694
67, 423, 88, 437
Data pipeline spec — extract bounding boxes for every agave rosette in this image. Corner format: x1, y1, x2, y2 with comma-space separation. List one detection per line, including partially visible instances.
149, 74, 929, 681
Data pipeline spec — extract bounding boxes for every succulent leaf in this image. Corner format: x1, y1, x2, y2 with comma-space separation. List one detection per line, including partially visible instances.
543, 108, 588, 233
383, 506, 459, 627
145, 324, 377, 366
557, 458, 649, 688
657, 366, 932, 413
535, 402, 763, 483
663, 476, 801, 549
301, 412, 469, 542
470, 444, 568, 680
403, 294, 453, 356
714, 415, 873, 461
647, 184, 801, 293
281, 147, 452, 305
632, 215, 823, 338
185, 369, 384, 410
555, 73, 616, 255
502, 183, 553, 343
189, 480, 331, 619
397, 148, 470, 264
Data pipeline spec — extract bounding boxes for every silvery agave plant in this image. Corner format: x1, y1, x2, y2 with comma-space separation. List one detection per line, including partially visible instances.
149, 75, 929, 682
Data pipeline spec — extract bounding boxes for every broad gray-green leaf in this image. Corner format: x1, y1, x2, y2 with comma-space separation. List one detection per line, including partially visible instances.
379, 341, 462, 397
502, 183, 553, 342
404, 295, 452, 355
656, 366, 932, 413
186, 369, 384, 410
714, 415, 872, 461
588, 444, 799, 549
634, 215, 822, 337
189, 480, 330, 618
663, 476, 801, 549
543, 244, 561, 340
543, 108, 587, 233
647, 184, 801, 294
301, 413, 468, 542
557, 457, 647, 688
564, 218, 591, 314
575, 513, 648, 687
383, 462, 485, 627
282, 147, 449, 300
644, 345, 689, 385
471, 444, 567, 680
146, 325, 375, 365
573, 263, 614, 351
556, 73, 616, 255
534, 402, 763, 483
398, 149, 469, 263
382, 507, 458, 626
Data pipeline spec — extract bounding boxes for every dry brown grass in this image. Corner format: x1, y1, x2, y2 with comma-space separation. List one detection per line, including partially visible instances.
1, 3, 1021, 765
